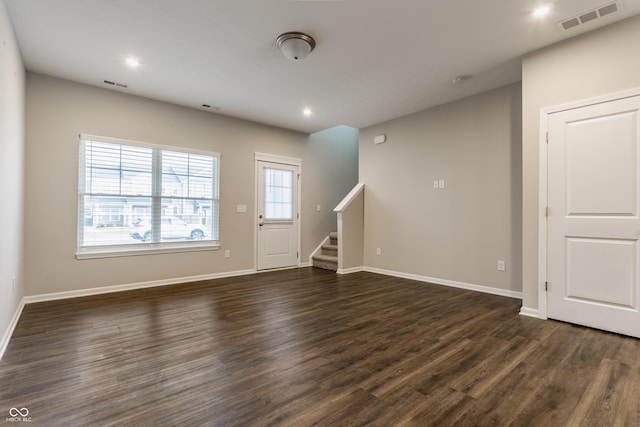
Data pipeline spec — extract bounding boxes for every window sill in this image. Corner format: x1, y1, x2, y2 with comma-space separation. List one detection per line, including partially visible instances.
76, 241, 220, 260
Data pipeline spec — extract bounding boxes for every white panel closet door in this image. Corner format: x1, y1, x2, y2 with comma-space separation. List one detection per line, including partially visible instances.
547, 95, 640, 337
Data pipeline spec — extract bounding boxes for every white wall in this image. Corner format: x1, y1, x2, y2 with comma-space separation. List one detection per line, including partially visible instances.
0, 0, 25, 349
23, 73, 358, 296
522, 15, 640, 312
360, 83, 522, 294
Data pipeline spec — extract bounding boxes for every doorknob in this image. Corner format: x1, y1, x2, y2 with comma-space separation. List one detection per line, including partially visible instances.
258, 214, 264, 227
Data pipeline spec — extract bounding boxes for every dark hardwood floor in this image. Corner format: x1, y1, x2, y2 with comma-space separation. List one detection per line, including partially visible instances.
1, 268, 639, 426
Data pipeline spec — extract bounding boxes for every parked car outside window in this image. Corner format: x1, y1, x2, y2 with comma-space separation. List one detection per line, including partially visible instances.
129, 216, 207, 242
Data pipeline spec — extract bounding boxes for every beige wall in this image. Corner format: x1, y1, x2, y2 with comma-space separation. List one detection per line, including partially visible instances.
360, 83, 522, 293
522, 15, 640, 311
24, 73, 358, 296
0, 0, 25, 347
338, 187, 364, 271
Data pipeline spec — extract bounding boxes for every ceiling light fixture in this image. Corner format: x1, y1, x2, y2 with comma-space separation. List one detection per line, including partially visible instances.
276, 32, 316, 61
533, 5, 551, 17
302, 108, 312, 117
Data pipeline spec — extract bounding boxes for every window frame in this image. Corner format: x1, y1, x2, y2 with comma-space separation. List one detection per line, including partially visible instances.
76, 134, 220, 259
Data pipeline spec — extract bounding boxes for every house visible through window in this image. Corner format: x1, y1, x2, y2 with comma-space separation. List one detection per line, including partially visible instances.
77, 134, 219, 257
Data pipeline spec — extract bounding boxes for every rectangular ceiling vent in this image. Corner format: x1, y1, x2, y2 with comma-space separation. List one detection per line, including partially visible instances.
103, 80, 128, 89
558, 1, 620, 31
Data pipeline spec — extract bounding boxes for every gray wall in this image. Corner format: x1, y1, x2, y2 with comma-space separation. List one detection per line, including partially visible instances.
23, 73, 358, 296
305, 125, 359, 253
522, 15, 640, 311
0, 0, 25, 348
360, 83, 522, 293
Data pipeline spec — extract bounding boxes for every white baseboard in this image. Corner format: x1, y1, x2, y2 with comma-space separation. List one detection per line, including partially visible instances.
0, 297, 26, 361
519, 306, 542, 319
363, 267, 523, 300
337, 266, 364, 275
24, 269, 256, 304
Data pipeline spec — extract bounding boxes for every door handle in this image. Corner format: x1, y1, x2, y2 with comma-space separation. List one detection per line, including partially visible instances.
258, 214, 264, 227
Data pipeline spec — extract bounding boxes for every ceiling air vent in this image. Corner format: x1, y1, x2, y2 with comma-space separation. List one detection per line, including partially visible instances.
559, 1, 620, 31
103, 80, 128, 89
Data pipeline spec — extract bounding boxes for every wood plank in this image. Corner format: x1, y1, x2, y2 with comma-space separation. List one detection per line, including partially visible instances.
1, 268, 639, 425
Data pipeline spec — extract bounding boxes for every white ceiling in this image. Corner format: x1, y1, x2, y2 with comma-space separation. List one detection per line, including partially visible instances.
6, 0, 640, 134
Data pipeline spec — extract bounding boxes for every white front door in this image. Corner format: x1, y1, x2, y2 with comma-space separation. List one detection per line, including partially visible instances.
547, 95, 640, 338
256, 159, 300, 270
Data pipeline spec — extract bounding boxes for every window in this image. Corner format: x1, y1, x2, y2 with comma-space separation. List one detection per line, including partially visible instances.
77, 134, 220, 258
263, 167, 294, 221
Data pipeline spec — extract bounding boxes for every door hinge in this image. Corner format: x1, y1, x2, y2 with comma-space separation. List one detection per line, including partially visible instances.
297, 251, 299, 258
546, 132, 549, 144
297, 212, 299, 219
545, 281, 549, 291
545, 206, 550, 217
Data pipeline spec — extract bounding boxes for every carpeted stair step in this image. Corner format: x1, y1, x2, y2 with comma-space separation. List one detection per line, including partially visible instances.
313, 232, 339, 271
329, 231, 338, 246
312, 254, 338, 271
321, 244, 338, 257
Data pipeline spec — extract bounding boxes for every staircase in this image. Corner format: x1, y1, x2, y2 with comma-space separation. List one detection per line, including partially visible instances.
312, 232, 338, 271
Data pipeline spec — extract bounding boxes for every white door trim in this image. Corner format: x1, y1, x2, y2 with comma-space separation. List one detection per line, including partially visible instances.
254, 152, 302, 166
254, 153, 302, 270
538, 86, 640, 320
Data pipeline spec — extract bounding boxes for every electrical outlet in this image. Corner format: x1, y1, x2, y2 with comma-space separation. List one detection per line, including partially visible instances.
316, 204, 321, 212
376, 248, 381, 256
12, 276, 16, 291
497, 260, 506, 272
439, 179, 445, 189
225, 250, 231, 258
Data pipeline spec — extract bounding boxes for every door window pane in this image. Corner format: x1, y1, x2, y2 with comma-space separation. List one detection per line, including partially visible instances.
264, 168, 293, 220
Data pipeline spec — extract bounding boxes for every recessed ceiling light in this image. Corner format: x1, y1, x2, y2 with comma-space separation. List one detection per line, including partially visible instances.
303, 108, 312, 117
125, 57, 140, 68
533, 5, 551, 17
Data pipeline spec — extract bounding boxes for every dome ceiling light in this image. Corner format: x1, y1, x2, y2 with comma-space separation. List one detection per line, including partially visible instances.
276, 32, 316, 61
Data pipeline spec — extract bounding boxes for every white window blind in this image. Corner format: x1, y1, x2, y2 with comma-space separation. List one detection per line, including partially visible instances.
77, 134, 219, 257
